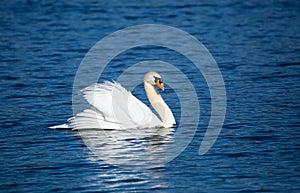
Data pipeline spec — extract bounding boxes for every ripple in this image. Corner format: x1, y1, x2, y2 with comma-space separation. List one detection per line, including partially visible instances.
1, 0, 300, 192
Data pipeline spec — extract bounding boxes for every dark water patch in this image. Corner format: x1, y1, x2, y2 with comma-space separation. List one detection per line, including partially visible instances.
277, 62, 300, 67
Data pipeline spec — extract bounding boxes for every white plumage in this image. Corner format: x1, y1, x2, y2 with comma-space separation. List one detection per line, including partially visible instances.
69, 81, 162, 130
49, 72, 175, 130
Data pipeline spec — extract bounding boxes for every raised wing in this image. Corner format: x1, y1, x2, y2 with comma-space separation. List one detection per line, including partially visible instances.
70, 82, 162, 130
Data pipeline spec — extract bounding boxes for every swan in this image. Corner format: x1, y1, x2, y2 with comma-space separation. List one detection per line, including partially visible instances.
49, 72, 176, 130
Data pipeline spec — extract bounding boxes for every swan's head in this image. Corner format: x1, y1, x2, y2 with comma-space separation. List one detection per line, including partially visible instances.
144, 71, 165, 91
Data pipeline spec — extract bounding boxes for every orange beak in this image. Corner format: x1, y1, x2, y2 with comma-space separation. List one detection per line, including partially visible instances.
155, 81, 165, 91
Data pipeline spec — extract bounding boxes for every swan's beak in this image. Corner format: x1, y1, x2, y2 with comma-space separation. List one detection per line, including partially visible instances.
155, 81, 165, 91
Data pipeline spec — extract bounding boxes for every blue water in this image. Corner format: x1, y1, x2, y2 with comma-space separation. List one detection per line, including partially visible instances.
1, 0, 300, 192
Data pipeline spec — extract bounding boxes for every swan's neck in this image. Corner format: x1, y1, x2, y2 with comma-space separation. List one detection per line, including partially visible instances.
144, 82, 176, 128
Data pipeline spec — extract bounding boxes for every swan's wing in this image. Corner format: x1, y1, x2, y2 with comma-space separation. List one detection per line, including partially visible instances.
74, 82, 162, 130
69, 107, 122, 130
126, 87, 163, 128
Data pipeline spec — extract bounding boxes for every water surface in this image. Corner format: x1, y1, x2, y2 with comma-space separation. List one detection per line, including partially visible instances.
0, 1, 299, 192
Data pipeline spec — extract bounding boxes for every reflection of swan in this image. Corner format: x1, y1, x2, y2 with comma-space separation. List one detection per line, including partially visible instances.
80, 127, 175, 169
50, 72, 176, 130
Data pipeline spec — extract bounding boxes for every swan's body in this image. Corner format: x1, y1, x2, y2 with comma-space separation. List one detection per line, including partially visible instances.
50, 72, 176, 130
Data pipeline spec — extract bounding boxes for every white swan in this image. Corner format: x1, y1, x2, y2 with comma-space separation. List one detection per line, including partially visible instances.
49, 72, 176, 130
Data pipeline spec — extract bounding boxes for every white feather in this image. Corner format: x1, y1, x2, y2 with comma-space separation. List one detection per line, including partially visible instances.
68, 82, 162, 130
49, 72, 176, 130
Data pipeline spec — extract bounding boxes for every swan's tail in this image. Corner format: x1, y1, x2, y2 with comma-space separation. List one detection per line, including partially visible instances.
48, 123, 71, 130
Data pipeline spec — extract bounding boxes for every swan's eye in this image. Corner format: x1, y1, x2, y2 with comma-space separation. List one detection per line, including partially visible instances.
154, 76, 165, 91
154, 76, 163, 84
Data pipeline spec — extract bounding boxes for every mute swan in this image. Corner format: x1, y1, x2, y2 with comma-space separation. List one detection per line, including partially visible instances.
49, 72, 176, 130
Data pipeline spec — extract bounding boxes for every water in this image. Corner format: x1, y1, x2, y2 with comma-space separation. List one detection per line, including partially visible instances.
1, 0, 299, 192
